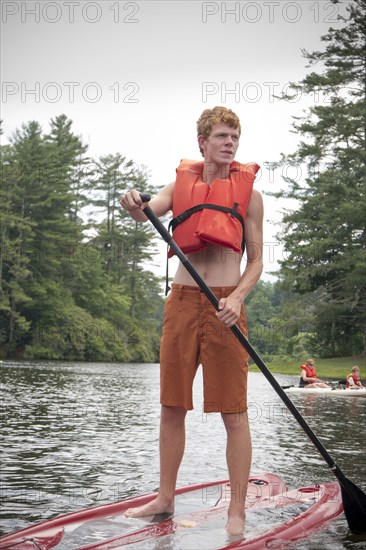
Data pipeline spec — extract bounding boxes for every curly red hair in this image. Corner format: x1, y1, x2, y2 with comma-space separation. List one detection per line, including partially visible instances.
196, 106, 241, 156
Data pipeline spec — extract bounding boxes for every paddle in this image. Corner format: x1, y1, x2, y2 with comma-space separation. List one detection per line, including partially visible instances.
138, 193, 366, 535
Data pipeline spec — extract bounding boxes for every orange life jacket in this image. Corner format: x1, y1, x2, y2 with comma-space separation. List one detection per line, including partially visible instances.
346, 372, 361, 388
168, 159, 260, 258
300, 364, 317, 380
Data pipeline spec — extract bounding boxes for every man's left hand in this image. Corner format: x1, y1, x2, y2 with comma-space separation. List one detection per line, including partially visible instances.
216, 296, 242, 327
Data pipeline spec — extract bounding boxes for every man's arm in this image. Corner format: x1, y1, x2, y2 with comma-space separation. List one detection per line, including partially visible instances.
234, 189, 264, 301
120, 182, 175, 221
216, 189, 264, 326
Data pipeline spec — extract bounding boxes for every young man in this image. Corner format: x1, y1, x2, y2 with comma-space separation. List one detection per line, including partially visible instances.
120, 106, 264, 536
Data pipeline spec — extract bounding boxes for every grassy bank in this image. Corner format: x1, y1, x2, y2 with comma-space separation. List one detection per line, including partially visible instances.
249, 355, 366, 380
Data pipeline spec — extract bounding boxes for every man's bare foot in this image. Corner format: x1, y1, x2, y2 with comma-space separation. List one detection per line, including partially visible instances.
124, 496, 174, 518
226, 511, 245, 536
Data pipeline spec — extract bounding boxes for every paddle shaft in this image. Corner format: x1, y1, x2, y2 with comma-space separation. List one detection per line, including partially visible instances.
140, 201, 346, 480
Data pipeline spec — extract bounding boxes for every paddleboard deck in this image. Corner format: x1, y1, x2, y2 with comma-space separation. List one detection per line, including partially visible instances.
284, 386, 366, 397
0, 473, 343, 550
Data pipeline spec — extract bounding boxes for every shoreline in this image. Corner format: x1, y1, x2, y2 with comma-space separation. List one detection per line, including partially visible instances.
249, 355, 365, 379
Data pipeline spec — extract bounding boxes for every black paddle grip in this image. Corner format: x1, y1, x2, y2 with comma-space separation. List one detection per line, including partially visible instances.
139, 193, 151, 203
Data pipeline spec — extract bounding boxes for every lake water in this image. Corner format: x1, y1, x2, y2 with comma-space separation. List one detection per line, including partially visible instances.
1, 361, 365, 549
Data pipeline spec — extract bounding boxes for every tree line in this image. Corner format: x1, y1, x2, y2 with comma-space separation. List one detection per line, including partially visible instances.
0, 115, 164, 362
1, 0, 364, 362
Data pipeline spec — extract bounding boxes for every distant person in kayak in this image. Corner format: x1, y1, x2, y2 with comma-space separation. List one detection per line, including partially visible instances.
346, 366, 364, 389
120, 106, 264, 536
299, 359, 331, 388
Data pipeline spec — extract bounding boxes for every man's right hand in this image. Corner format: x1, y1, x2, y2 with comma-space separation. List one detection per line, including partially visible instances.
120, 189, 147, 212
119, 182, 174, 222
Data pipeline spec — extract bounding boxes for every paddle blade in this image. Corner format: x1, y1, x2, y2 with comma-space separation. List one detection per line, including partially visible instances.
340, 478, 366, 534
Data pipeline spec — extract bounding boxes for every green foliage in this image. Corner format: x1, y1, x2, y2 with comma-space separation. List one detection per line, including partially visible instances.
0, 116, 165, 362
245, 281, 310, 360
23, 305, 132, 362
268, 0, 366, 357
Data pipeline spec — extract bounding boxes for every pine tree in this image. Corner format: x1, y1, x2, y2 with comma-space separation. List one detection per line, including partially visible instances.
0, 136, 33, 351
45, 114, 90, 222
271, 0, 366, 356
0, 121, 48, 353
90, 157, 160, 317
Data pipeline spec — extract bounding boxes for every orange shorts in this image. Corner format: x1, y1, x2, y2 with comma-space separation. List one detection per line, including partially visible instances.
160, 284, 249, 413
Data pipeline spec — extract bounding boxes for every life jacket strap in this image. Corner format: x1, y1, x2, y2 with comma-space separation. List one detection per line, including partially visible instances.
169, 203, 244, 234
165, 203, 245, 295
165, 243, 171, 295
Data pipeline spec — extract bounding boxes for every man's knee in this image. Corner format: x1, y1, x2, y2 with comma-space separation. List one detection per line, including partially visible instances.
222, 410, 250, 432
161, 405, 187, 426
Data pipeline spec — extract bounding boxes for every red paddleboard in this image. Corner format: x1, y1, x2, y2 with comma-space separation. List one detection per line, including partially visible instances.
0, 473, 343, 550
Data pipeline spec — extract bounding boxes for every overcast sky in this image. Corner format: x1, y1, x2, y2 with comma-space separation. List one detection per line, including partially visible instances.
1, 0, 351, 281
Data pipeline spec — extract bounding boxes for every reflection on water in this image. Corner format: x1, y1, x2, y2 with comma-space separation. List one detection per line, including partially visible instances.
1, 361, 365, 549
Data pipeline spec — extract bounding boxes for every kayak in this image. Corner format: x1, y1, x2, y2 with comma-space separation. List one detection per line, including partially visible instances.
0, 472, 343, 550
284, 386, 366, 397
